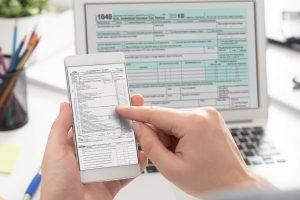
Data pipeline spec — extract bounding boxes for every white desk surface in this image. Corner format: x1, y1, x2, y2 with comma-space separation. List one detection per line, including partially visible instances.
1, 45, 300, 200
0, 84, 67, 200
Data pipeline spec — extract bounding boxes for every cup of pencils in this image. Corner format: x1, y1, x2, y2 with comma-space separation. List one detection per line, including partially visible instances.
0, 28, 40, 131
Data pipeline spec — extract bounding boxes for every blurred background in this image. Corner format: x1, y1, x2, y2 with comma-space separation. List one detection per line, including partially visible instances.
1, 0, 300, 199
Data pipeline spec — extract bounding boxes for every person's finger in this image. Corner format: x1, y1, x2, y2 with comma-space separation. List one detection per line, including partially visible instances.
130, 94, 144, 106
67, 128, 75, 147
153, 128, 171, 148
132, 122, 183, 179
116, 106, 185, 138
138, 150, 148, 171
49, 102, 73, 145
138, 126, 171, 148
119, 151, 148, 187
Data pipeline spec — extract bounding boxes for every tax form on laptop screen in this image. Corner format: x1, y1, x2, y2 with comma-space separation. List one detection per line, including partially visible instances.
84, 1, 258, 110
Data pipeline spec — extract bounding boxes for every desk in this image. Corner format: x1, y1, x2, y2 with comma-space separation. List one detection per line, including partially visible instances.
0, 85, 67, 199
1, 45, 300, 200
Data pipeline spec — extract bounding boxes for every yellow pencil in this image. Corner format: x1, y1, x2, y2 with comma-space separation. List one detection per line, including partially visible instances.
0, 76, 17, 107
16, 36, 41, 70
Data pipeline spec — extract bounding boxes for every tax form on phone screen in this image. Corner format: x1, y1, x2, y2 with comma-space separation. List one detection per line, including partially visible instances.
66, 63, 138, 171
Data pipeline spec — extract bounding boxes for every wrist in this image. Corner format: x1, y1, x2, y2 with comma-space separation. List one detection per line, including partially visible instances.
237, 170, 277, 190
221, 165, 276, 192
248, 173, 277, 189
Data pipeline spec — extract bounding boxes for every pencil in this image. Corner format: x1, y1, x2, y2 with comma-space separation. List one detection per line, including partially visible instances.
0, 93, 14, 123
16, 36, 41, 70
0, 35, 25, 93
16, 49, 28, 68
28, 26, 37, 46
0, 48, 7, 73
12, 20, 18, 55
5, 97, 13, 126
8, 35, 26, 73
0, 76, 17, 107
0, 33, 40, 101
12, 94, 24, 123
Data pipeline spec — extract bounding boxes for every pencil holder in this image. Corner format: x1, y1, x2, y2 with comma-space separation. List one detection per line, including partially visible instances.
0, 68, 28, 131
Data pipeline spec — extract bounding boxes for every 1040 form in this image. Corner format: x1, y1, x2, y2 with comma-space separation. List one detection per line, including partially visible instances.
65, 53, 140, 183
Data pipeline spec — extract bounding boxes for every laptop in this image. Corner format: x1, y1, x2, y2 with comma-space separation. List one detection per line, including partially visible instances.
72, 0, 296, 199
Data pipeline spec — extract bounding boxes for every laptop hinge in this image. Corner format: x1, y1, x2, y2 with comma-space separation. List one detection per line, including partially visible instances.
225, 120, 253, 124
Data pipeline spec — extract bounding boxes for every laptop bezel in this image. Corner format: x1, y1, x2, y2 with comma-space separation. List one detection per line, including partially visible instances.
72, 0, 268, 122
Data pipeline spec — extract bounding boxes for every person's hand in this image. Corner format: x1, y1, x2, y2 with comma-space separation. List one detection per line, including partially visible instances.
41, 94, 147, 200
116, 105, 274, 197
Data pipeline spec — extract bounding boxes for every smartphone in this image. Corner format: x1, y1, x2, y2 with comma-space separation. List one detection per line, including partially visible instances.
64, 52, 140, 183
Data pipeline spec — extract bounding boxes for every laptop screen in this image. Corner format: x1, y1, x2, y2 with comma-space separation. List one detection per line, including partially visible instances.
84, 1, 258, 110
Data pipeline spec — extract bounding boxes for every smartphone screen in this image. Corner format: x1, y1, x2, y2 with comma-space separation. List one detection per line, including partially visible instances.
66, 63, 138, 171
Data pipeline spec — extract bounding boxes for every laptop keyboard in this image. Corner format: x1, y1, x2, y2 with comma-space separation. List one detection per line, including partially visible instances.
141, 126, 285, 174
230, 126, 286, 166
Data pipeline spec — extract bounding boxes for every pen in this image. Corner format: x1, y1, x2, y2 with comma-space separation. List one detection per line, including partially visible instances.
23, 169, 42, 200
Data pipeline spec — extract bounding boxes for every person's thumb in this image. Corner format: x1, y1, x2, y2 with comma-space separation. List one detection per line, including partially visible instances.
49, 102, 73, 145
133, 122, 183, 180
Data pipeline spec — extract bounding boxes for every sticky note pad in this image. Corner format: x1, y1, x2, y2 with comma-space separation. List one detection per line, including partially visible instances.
0, 144, 20, 174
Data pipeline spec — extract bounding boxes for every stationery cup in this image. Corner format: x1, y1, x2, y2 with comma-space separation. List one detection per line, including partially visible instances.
0, 67, 28, 131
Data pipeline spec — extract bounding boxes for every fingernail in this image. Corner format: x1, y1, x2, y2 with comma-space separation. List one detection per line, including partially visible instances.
132, 122, 141, 139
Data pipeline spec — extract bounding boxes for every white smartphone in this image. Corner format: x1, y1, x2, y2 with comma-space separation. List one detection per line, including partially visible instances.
64, 52, 140, 183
